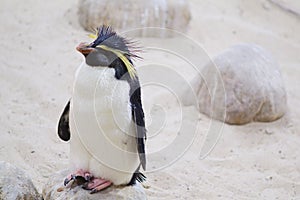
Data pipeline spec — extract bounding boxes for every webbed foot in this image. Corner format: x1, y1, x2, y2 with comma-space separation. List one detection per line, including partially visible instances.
64, 169, 92, 186
83, 177, 112, 194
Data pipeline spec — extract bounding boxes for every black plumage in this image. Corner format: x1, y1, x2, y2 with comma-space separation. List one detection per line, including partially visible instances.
89, 25, 133, 56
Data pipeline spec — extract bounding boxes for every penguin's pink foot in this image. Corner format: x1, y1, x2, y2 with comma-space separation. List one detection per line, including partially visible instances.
64, 169, 92, 186
83, 177, 112, 194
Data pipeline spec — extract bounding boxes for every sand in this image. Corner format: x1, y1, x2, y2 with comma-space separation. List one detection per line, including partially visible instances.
0, 0, 299, 199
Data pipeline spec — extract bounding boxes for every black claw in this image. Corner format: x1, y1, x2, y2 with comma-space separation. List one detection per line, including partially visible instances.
82, 182, 89, 190
71, 174, 76, 180
64, 174, 88, 187
64, 177, 71, 186
85, 174, 91, 182
90, 189, 97, 194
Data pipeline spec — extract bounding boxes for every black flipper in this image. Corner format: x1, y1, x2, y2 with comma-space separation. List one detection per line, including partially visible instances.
58, 100, 71, 141
130, 80, 147, 171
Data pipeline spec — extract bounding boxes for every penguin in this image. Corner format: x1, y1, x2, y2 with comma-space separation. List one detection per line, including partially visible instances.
57, 25, 146, 193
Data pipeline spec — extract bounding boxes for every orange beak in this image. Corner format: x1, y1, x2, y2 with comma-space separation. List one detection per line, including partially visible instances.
76, 42, 94, 55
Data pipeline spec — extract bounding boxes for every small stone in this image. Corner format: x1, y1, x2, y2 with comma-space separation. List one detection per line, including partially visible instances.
264, 129, 273, 135
265, 176, 273, 181
56, 187, 64, 192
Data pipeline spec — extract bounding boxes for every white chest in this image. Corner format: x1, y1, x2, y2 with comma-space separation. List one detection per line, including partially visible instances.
70, 62, 135, 150
73, 62, 131, 124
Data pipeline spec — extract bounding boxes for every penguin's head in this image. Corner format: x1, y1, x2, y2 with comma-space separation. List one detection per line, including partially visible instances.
76, 25, 139, 80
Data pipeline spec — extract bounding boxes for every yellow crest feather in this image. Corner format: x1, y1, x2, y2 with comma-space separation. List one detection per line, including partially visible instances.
98, 45, 137, 79
88, 33, 97, 39
88, 28, 98, 39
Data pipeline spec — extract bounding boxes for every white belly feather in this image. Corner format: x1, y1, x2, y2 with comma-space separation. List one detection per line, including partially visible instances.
69, 62, 139, 185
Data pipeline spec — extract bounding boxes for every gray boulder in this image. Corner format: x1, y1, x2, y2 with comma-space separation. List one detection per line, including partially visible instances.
42, 170, 146, 200
78, 0, 191, 37
0, 161, 42, 200
192, 44, 287, 124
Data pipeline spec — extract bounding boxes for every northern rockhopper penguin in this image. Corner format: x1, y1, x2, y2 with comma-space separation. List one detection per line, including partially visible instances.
57, 25, 146, 193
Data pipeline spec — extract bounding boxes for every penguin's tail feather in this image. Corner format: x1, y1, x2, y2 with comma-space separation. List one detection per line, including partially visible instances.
128, 172, 146, 185
135, 172, 146, 183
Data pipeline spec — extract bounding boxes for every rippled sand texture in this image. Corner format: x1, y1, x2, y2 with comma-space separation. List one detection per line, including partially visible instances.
0, 0, 299, 199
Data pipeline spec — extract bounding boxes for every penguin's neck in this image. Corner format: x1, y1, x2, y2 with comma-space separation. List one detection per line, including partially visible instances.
73, 62, 114, 98
72, 62, 131, 114
74, 62, 109, 80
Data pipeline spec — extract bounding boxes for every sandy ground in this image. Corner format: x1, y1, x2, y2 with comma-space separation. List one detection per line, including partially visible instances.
0, 0, 299, 199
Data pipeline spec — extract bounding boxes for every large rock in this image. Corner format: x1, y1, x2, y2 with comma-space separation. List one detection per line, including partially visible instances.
42, 170, 146, 200
78, 0, 191, 37
0, 161, 42, 200
192, 44, 287, 125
